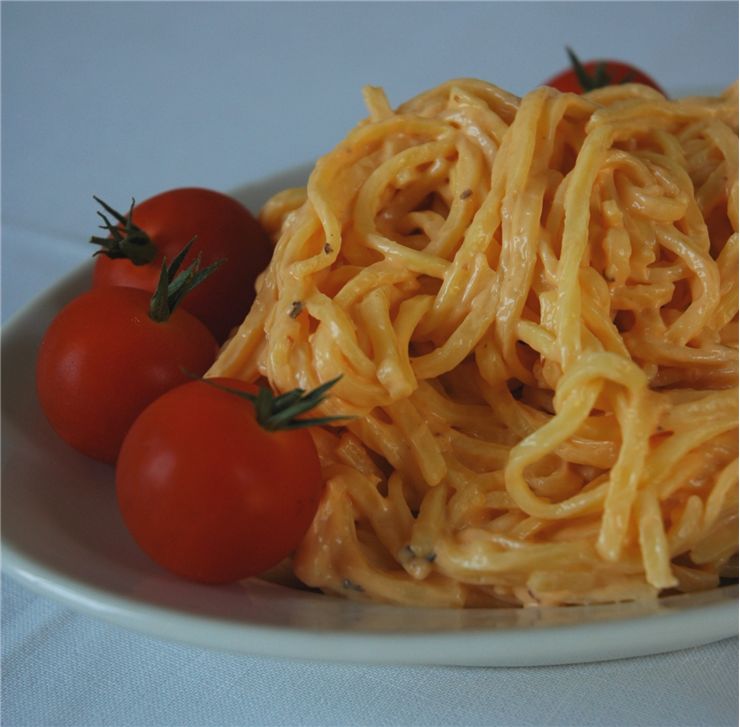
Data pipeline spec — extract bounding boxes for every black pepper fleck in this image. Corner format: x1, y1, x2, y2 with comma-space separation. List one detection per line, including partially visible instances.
402, 544, 436, 563
402, 544, 416, 559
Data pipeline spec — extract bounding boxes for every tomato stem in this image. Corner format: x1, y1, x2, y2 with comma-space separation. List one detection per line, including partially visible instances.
201, 375, 352, 431
89, 196, 158, 265
149, 238, 225, 323
565, 47, 639, 92
566, 47, 604, 91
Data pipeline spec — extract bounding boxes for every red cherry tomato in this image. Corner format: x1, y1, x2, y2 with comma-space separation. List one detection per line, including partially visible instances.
36, 286, 218, 464
92, 188, 273, 343
116, 378, 324, 584
545, 49, 664, 95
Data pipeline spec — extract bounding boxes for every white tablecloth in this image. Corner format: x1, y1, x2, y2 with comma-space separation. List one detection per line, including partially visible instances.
2, 575, 737, 727
2, 3, 738, 725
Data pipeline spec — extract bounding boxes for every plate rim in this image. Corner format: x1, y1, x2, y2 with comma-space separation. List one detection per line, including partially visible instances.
5, 535, 737, 666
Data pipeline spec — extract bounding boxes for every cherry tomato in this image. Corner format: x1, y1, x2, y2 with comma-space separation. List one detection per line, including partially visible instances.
116, 378, 325, 584
92, 188, 273, 343
36, 286, 218, 464
545, 48, 664, 95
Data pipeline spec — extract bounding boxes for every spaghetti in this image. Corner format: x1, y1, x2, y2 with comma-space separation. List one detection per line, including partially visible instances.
208, 79, 738, 607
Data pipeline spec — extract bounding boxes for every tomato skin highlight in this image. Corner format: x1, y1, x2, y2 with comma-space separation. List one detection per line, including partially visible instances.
545, 60, 664, 95
36, 286, 218, 464
92, 188, 273, 343
115, 378, 324, 584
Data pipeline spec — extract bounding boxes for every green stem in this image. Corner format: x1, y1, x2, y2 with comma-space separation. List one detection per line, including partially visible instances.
148, 237, 224, 323
89, 196, 158, 265
565, 47, 614, 92
200, 375, 352, 431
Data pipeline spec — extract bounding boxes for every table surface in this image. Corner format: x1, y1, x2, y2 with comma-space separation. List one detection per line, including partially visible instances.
2, 3, 738, 726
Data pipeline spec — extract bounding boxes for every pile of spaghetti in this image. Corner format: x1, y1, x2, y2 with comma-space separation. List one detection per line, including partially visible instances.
209, 78, 739, 608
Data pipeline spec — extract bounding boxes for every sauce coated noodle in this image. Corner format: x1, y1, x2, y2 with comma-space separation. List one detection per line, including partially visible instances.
208, 79, 738, 608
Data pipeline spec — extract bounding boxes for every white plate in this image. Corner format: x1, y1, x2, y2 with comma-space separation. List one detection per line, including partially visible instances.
2, 167, 737, 667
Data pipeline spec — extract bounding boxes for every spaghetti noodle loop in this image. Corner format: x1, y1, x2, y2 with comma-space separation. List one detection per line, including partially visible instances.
209, 79, 738, 607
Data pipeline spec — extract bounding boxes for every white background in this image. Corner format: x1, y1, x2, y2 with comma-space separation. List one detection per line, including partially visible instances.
3, 1, 738, 322
2, 2, 738, 726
